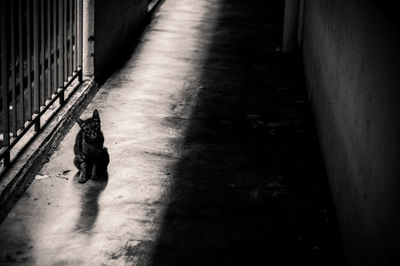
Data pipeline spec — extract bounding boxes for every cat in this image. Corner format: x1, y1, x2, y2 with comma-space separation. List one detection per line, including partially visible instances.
73, 109, 109, 183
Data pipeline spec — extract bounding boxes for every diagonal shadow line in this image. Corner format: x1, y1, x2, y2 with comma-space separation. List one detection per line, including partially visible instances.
147, 0, 344, 266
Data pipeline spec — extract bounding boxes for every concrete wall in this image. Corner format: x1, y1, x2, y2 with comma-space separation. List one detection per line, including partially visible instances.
93, 0, 148, 81
301, 0, 400, 265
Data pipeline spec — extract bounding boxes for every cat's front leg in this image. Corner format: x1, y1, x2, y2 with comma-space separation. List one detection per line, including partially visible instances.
78, 161, 88, 183
78, 159, 93, 183
74, 155, 89, 183
73, 155, 84, 170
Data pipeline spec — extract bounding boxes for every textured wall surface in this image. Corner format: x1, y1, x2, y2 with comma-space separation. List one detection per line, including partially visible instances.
301, 0, 400, 265
94, 0, 148, 81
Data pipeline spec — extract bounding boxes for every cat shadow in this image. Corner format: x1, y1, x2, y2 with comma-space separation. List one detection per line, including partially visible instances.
72, 172, 108, 234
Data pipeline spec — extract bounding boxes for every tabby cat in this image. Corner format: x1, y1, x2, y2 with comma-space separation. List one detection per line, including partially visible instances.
73, 109, 109, 183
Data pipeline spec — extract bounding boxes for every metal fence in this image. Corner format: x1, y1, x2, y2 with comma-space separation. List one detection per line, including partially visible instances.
0, 0, 83, 167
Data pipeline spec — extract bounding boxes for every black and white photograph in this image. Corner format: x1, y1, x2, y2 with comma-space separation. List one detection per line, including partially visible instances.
0, 0, 399, 265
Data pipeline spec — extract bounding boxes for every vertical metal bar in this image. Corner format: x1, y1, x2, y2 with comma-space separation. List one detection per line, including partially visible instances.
1, 0, 11, 165
69, 0, 73, 75
10, 0, 18, 137
18, 0, 25, 130
47, 0, 51, 99
58, 0, 65, 105
63, 0, 68, 81
78, 0, 83, 82
33, 0, 41, 131
40, 0, 46, 104
73, 0, 77, 71
79, 0, 82, 68
53, 0, 58, 95
58, 0, 64, 86
26, 0, 32, 121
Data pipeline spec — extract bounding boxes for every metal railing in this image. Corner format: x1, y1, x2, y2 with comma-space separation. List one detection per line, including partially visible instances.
0, 0, 83, 167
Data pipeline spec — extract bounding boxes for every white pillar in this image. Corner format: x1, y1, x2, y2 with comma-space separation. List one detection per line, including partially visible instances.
282, 0, 300, 54
82, 0, 95, 77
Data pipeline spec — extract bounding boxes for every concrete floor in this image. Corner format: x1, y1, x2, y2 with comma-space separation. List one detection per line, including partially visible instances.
0, 0, 344, 265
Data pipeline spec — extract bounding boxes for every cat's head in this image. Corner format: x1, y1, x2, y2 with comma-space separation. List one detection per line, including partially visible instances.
76, 109, 101, 140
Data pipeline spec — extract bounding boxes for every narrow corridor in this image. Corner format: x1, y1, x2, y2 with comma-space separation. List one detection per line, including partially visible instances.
0, 0, 343, 265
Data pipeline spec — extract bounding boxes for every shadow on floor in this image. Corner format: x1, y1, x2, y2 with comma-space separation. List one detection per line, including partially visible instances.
72, 173, 108, 234
149, 0, 344, 265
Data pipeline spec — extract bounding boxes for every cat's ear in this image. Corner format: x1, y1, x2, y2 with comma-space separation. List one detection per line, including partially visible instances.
92, 109, 100, 122
76, 117, 84, 128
